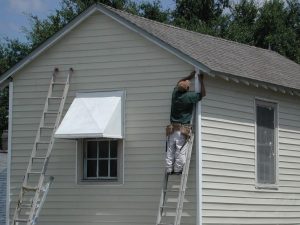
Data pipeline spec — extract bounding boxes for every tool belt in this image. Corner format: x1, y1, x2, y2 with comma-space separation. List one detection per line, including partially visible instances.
166, 123, 192, 138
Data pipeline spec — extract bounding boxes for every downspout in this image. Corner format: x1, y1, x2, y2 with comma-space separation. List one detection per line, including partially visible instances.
195, 68, 203, 225
6, 81, 13, 225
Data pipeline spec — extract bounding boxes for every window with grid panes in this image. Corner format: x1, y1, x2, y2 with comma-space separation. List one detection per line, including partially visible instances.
256, 100, 278, 185
84, 140, 118, 180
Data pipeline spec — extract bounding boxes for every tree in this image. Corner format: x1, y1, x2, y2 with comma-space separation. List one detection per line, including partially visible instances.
254, 0, 300, 63
172, 0, 230, 35
0, 87, 8, 149
0, 39, 31, 74
0, 39, 31, 148
225, 0, 258, 44
139, 0, 170, 23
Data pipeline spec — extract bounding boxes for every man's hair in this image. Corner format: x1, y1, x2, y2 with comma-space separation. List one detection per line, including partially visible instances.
177, 80, 190, 92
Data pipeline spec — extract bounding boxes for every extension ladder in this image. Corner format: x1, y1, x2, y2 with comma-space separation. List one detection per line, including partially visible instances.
156, 133, 195, 225
11, 68, 72, 225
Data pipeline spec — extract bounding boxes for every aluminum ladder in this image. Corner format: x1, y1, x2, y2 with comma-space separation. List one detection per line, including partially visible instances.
11, 68, 73, 225
156, 133, 194, 225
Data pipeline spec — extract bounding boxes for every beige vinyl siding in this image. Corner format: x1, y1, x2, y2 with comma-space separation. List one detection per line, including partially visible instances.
202, 77, 300, 225
9, 9, 300, 225
10, 11, 195, 225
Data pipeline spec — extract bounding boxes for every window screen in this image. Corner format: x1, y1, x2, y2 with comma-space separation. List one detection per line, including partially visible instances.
256, 101, 277, 185
84, 140, 118, 180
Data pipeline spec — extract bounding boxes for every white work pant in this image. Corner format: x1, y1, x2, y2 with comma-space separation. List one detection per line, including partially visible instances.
165, 131, 187, 173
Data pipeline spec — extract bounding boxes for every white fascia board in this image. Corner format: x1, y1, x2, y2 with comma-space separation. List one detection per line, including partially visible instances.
6, 81, 13, 225
212, 70, 300, 97
54, 133, 123, 139
194, 68, 203, 225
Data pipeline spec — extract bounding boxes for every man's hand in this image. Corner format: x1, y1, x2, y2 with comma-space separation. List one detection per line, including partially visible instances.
178, 70, 196, 83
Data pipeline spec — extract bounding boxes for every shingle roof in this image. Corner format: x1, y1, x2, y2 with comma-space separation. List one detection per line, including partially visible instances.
106, 5, 300, 90
1, 4, 300, 91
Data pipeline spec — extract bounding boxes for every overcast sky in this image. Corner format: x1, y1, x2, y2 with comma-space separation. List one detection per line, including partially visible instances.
0, 0, 175, 43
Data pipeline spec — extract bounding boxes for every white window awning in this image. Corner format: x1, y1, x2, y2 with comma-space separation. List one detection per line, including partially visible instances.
55, 91, 124, 139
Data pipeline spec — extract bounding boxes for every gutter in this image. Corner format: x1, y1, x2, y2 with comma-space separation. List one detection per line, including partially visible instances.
195, 68, 203, 225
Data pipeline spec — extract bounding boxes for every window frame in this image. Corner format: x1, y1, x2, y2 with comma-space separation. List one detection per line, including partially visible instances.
254, 98, 279, 189
76, 138, 124, 185
83, 139, 119, 180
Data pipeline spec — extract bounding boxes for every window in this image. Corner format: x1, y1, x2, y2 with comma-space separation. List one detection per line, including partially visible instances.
255, 100, 278, 186
84, 140, 118, 180
78, 139, 123, 183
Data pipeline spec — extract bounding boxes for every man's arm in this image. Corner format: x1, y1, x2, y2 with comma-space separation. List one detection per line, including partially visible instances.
177, 71, 196, 83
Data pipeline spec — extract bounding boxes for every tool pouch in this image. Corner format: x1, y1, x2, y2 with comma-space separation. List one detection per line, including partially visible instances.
166, 124, 192, 138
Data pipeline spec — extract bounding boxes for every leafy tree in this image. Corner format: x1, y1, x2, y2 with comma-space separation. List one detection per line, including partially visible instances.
172, 0, 230, 35
25, 0, 169, 48
0, 39, 31, 147
139, 0, 170, 23
0, 39, 31, 74
225, 0, 258, 44
0, 87, 8, 149
254, 0, 300, 63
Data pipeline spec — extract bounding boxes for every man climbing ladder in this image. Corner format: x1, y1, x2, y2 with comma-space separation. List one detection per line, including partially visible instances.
156, 71, 206, 225
165, 71, 206, 174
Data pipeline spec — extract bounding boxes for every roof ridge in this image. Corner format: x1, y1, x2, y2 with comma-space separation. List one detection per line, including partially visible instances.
98, 3, 278, 56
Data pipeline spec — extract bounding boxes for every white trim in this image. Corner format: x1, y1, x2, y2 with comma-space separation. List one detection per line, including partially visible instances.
195, 67, 202, 225
6, 82, 13, 225
0, 4, 210, 86
254, 97, 279, 189
76, 138, 124, 186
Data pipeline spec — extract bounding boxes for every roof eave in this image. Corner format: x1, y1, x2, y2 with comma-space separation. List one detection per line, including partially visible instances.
0, 3, 299, 97
0, 4, 212, 86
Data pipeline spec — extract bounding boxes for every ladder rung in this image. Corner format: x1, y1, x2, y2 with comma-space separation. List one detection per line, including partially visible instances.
163, 189, 182, 193
52, 82, 65, 85
160, 205, 176, 209
22, 185, 38, 191
32, 156, 46, 160
20, 203, 32, 208
36, 141, 50, 144
40, 126, 55, 129
48, 97, 62, 100
28, 171, 43, 175
14, 218, 28, 223
44, 111, 58, 114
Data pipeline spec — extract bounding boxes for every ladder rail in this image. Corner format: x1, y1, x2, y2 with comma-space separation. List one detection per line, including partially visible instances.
25, 68, 58, 182
31, 176, 54, 225
174, 134, 194, 225
11, 69, 58, 225
27, 68, 72, 225
11, 68, 72, 225
156, 169, 169, 224
156, 121, 195, 225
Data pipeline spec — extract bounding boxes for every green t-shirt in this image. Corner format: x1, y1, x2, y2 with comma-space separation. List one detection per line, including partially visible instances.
170, 87, 202, 124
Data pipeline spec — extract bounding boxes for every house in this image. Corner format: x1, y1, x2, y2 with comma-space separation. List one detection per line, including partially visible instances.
1, 3, 300, 225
